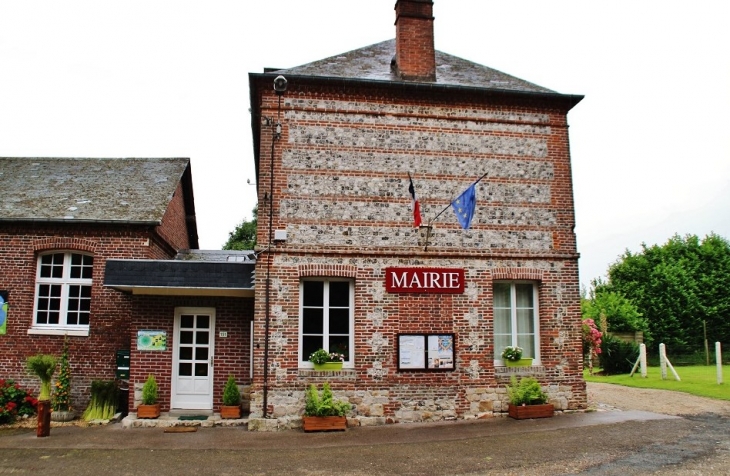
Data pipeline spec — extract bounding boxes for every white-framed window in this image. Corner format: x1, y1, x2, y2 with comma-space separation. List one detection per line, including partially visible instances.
31, 252, 93, 336
493, 282, 539, 364
299, 278, 354, 368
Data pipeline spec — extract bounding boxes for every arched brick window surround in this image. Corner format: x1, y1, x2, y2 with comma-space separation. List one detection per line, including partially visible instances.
491, 268, 543, 282
33, 237, 98, 254
298, 264, 358, 279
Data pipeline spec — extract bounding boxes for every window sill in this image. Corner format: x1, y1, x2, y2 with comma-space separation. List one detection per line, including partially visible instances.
298, 368, 356, 380
28, 328, 89, 337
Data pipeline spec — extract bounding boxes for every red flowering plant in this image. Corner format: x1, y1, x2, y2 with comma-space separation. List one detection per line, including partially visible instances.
0, 379, 38, 424
582, 318, 603, 376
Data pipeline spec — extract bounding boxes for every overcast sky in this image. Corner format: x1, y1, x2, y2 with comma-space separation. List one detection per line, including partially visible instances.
1, 0, 728, 290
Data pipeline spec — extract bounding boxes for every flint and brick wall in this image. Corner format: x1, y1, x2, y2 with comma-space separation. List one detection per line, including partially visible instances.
250, 80, 584, 429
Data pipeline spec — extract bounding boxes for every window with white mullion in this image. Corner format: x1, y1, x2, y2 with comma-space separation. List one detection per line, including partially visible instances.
493, 282, 539, 364
300, 278, 353, 367
34, 251, 93, 329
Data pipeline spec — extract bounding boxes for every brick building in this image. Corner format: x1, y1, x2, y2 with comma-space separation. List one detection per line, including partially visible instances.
0, 157, 255, 415
247, 0, 585, 428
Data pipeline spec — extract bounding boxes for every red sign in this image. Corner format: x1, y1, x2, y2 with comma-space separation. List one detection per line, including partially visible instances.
385, 267, 465, 294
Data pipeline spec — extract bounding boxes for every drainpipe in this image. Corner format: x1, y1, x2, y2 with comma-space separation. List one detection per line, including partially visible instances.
262, 75, 287, 419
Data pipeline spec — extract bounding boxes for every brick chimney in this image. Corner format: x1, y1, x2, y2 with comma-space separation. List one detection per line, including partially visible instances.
393, 0, 436, 81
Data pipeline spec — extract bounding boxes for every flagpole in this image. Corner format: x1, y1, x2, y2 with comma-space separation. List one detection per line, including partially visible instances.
427, 171, 488, 226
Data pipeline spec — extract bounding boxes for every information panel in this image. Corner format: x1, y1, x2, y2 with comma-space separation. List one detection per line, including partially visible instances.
398, 333, 455, 371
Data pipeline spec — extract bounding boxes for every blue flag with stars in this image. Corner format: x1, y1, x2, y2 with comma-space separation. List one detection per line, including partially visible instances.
451, 183, 477, 229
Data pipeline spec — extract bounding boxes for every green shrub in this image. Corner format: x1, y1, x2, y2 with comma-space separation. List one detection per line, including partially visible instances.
505, 376, 548, 406
222, 375, 241, 406
26, 354, 58, 400
598, 334, 640, 374
304, 382, 350, 417
141, 374, 158, 405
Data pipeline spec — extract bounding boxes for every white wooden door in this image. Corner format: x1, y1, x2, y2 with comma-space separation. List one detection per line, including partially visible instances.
172, 308, 215, 410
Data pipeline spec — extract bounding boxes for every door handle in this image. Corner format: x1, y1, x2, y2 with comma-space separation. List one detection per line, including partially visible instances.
210, 356, 214, 367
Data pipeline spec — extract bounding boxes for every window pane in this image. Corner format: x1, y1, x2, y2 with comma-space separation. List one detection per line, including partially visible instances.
493, 283, 510, 307
196, 331, 209, 345
195, 347, 208, 360
47, 311, 59, 324
302, 308, 323, 334
516, 309, 534, 334
303, 281, 324, 307
494, 335, 512, 359
517, 335, 535, 358
178, 362, 192, 376
302, 336, 323, 360
515, 284, 534, 308
328, 337, 349, 361
197, 315, 209, 329
36, 311, 48, 324
329, 308, 349, 334
179, 347, 193, 360
180, 315, 194, 328
493, 308, 512, 334
329, 281, 349, 307
179, 331, 193, 344
195, 363, 208, 376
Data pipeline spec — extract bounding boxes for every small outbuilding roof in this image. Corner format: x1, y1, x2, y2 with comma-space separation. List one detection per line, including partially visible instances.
0, 157, 194, 225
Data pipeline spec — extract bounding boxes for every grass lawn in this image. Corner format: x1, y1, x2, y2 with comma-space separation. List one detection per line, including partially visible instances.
584, 365, 729, 401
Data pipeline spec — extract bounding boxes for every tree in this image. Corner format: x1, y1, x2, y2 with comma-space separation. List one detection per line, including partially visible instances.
597, 233, 730, 354
582, 284, 649, 343
223, 205, 257, 250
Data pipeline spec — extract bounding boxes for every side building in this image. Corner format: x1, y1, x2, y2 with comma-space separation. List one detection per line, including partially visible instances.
247, 0, 585, 428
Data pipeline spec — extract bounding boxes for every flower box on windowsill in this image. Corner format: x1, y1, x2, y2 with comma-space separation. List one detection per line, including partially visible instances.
313, 362, 343, 371
505, 358, 533, 367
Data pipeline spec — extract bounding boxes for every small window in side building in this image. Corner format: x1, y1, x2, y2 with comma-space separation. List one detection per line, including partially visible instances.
493, 281, 539, 365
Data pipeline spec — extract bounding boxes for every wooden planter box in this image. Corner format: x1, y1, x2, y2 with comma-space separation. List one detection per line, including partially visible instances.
302, 416, 347, 432
220, 405, 241, 419
137, 403, 160, 419
508, 403, 554, 420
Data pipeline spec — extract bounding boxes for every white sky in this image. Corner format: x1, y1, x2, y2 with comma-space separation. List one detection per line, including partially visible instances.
1, 1, 728, 290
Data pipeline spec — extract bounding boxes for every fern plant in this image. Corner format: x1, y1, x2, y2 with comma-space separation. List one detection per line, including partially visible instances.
304, 382, 350, 417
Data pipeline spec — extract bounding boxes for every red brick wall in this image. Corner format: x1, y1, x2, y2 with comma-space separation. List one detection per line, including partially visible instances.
128, 296, 253, 412
155, 181, 191, 253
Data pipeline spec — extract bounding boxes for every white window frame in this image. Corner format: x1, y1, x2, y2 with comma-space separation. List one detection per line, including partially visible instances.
29, 251, 93, 337
299, 278, 354, 369
493, 281, 540, 366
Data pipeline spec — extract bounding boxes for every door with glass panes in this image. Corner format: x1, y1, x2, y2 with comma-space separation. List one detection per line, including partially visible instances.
172, 308, 215, 409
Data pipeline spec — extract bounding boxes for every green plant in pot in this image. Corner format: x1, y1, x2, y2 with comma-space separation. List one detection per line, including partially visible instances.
220, 375, 242, 419
505, 376, 554, 419
309, 348, 345, 370
501, 345, 532, 367
137, 374, 160, 419
302, 382, 350, 431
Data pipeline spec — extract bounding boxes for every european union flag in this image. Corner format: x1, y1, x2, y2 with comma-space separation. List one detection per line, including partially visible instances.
451, 183, 477, 229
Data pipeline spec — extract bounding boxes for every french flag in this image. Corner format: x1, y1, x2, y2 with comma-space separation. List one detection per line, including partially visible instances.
408, 174, 423, 228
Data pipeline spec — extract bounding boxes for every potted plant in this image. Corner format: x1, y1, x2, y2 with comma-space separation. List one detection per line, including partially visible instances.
137, 374, 160, 419
220, 375, 242, 419
51, 337, 74, 422
26, 354, 57, 437
302, 382, 350, 431
309, 348, 345, 371
505, 376, 554, 419
501, 345, 532, 367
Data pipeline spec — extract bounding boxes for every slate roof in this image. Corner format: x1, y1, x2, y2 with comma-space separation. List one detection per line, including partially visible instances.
104, 258, 256, 297
0, 157, 192, 224
270, 39, 558, 94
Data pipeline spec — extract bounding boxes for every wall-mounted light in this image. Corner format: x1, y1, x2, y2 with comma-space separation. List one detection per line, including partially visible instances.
273, 75, 287, 95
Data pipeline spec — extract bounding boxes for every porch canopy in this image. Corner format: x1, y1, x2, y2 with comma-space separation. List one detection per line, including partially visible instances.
104, 257, 255, 298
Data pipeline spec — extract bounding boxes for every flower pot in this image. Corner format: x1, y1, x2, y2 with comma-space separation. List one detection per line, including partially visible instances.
508, 403, 554, 419
51, 410, 75, 422
220, 405, 241, 419
302, 415, 347, 432
312, 362, 343, 371
505, 358, 533, 367
137, 403, 160, 419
